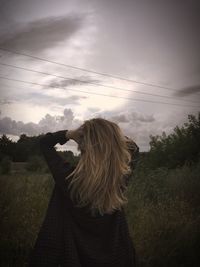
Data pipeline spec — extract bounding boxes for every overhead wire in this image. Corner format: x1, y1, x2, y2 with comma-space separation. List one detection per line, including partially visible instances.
0, 61, 199, 105
0, 75, 199, 108
0, 47, 183, 92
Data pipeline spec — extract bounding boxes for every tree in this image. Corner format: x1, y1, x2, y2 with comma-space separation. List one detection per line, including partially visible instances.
147, 112, 200, 169
0, 134, 14, 160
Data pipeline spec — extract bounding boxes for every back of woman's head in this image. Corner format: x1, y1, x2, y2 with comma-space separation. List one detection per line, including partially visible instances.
65, 117, 135, 216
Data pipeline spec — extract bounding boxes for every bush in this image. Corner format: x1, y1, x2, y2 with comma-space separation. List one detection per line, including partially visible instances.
26, 155, 43, 172
147, 112, 200, 169
0, 156, 11, 174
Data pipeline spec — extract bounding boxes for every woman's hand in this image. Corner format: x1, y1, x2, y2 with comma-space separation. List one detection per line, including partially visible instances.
66, 127, 83, 144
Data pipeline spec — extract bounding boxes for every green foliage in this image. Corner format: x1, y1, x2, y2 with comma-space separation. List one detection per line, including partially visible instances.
0, 135, 15, 161
62, 150, 80, 167
26, 155, 44, 172
13, 134, 39, 162
0, 155, 12, 174
125, 159, 200, 267
146, 112, 200, 169
0, 172, 54, 266
0, 132, 78, 166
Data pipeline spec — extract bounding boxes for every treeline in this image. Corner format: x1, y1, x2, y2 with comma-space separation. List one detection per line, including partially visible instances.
0, 134, 41, 162
141, 112, 200, 169
1, 112, 200, 173
0, 133, 80, 174
0, 133, 79, 162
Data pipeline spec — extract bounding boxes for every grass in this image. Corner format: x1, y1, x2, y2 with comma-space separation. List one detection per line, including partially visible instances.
0, 160, 199, 266
0, 171, 54, 266
125, 160, 200, 267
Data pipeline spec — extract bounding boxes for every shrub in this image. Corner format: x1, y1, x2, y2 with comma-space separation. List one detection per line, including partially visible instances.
26, 155, 43, 172
0, 156, 11, 174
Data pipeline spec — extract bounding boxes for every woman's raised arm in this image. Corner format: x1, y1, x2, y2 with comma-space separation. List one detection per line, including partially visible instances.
39, 130, 75, 195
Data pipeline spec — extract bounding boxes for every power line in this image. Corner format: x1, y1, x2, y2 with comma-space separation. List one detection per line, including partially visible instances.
0, 62, 199, 105
0, 47, 180, 93
0, 75, 199, 109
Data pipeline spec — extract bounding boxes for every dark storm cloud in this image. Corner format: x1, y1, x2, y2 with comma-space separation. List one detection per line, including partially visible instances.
174, 85, 200, 97
89, 0, 200, 86
47, 76, 101, 89
0, 91, 88, 106
110, 114, 129, 123
129, 112, 155, 123
0, 99, 13, 105
21, 92, 88, 106
109, 111, 155, 124
0, 108, 82, 136
0, 14, 85, 53
0, 116, 40, 136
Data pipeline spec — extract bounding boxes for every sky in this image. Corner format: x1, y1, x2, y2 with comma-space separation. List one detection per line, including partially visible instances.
0, 0, 200, 154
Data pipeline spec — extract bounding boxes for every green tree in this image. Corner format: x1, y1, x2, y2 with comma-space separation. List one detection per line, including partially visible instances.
147, 112, 200, 169
0, 135, 14, 160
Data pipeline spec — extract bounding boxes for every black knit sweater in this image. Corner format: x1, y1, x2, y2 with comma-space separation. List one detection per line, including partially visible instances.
28, 130, 139, 267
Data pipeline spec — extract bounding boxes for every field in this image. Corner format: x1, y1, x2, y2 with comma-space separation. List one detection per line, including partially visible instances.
0, 159, 199, 267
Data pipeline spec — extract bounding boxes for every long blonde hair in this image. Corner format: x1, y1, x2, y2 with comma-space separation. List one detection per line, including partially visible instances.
65, 117, 134, 216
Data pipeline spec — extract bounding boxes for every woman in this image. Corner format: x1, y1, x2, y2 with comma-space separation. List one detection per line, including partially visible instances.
28, 117, 139, 267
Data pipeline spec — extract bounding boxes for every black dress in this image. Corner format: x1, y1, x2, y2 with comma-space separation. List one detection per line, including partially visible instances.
28, 130, 139, 267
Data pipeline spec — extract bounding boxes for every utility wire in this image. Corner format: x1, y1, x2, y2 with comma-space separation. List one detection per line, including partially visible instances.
0, 62, 198, 105
0, 47, 181, 93
0, 75, 199, 108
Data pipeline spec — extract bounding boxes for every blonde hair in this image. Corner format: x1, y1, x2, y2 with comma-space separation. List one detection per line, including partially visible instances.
65, 117, 135, 216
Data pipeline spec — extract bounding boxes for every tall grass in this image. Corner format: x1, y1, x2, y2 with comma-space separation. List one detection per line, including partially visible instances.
0, 171, 54, 266
0, 160, 199, 266
125, 159, 200, 267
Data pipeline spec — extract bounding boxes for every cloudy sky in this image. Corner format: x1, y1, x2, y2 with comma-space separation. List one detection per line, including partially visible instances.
0, 0, 200, 154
